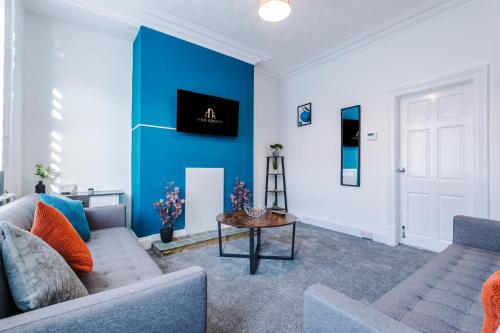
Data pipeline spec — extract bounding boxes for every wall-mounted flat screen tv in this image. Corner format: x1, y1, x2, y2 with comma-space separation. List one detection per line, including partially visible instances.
176, 89, 239, 137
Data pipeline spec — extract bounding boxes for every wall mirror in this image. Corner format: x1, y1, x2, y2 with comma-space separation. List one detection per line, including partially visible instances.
341, 105, 361, 187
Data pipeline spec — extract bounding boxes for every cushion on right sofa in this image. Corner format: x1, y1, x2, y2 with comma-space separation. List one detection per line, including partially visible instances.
1, 221, 88, 311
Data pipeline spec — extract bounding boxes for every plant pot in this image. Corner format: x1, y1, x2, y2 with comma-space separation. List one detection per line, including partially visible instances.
160, 227, 174, 243
35, 181, 46, 194
272, 157, 279, 171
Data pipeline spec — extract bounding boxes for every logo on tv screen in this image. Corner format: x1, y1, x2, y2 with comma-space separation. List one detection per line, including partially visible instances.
196, 108, 223, 125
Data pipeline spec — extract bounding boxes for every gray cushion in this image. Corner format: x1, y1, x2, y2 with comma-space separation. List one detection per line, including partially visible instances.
1, 221, 88, 311
80, 227, 162, 294
373, 244, 500, 333
0, 195, 38, 233
0, 195, 39, 319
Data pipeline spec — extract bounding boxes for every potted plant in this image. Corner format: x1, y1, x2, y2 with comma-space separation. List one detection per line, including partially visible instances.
153, 181, 185, 243
270, 143, 283, 172
270, 143, 283, 157
34, 164, 54, 194
230, 177, 251, 212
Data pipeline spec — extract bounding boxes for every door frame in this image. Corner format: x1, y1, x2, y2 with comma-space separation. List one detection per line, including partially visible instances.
385, 65, 489, 247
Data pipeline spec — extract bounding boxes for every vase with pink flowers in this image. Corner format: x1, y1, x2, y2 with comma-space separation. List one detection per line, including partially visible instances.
153, 181, 185, 243
230, 177, 251, 212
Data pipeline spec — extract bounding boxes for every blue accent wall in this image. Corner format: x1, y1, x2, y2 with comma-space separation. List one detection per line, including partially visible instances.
132, 27, 254, 238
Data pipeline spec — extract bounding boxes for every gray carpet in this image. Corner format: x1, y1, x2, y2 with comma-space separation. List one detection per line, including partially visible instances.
149, 222, 434, 333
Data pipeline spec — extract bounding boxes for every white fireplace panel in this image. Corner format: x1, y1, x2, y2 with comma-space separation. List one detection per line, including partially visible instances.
185, 168, 225, 235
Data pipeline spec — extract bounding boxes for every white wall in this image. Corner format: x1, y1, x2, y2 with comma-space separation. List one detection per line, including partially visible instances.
278, 0, 500, 242
22, 14, 132, 217
254, 73, 279, 207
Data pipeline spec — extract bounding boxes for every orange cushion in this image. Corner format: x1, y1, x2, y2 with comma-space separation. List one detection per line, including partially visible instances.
31, 202, 93, 273
482, 270, 500, 333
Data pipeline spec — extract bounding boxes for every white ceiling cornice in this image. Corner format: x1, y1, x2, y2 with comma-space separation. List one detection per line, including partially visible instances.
62, 0, 271, 65
62, 0, 478, 79
278, 0, 479, 80
255, 66, 281, 82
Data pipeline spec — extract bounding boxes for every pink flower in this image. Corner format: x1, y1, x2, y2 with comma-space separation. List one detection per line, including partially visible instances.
153, 181, 185, 228
230, 177, 251, 211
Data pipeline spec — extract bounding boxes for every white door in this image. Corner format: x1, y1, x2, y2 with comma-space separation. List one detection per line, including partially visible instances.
399, 84, 474, 252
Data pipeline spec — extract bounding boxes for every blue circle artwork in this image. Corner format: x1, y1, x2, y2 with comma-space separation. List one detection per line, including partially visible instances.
298, 103, 311, 126
300, 110, 311, 123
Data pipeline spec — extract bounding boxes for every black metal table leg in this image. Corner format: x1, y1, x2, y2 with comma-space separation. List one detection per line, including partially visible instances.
249, 227, 256, 274
257, 228, 261, 250
218, 222, 223, 257
217, 221, 296, 275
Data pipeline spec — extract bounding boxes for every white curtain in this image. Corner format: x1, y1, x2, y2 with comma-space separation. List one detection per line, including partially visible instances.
2, 0, 24, 196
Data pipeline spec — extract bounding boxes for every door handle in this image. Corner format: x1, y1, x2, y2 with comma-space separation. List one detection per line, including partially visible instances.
398, 168, 406, 173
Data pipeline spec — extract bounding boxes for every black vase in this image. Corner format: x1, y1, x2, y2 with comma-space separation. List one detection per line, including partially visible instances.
160, 227, 174, 243
35, 181, 46, 194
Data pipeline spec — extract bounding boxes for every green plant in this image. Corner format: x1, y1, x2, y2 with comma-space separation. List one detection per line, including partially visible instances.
270, 143, 283, 170
270, 143, 283, 151
35, 164, 54, 181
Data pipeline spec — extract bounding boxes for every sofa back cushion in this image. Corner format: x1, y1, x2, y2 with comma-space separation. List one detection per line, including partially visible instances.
373, 244, 496, 333
0, 194, 38, 319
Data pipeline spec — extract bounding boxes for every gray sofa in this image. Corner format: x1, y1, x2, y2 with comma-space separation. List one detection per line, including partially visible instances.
304, 216, 500, 333
0, 194, 207, 333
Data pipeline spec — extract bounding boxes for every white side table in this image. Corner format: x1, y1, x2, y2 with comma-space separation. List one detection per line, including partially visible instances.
64, 190, 124, 208
0, 193, 15, 206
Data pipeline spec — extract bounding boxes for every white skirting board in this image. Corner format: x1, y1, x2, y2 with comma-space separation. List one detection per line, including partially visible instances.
185, 168, 225, 235
137, 215, 387, 249
298, 214, 386, 244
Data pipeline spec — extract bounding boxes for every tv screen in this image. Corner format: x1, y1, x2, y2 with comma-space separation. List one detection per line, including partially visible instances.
176, 89, 239, 137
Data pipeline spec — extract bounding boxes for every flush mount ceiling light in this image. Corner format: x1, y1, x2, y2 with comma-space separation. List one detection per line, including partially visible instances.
259, 0, 291, 22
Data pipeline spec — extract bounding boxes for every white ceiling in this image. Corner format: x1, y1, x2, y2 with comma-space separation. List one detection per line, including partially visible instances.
138, 0, 428, 74
21, 0, 465, 78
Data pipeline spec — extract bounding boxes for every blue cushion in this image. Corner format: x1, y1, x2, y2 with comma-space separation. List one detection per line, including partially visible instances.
39, 194, 91, 241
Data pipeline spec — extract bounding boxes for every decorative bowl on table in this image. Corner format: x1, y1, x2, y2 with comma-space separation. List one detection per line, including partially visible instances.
243, 204, 267, 219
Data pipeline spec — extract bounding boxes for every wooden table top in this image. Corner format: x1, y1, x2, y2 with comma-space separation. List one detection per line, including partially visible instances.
216, 210, 296, 228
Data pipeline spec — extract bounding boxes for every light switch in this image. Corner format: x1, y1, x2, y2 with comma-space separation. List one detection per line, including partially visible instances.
367, 132, 378, 141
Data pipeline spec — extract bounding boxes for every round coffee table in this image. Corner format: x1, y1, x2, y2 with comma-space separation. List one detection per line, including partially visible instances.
216, 210, 297, 275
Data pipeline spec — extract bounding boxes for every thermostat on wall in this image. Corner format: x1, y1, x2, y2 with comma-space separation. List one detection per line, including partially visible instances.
367, 132, 378, 141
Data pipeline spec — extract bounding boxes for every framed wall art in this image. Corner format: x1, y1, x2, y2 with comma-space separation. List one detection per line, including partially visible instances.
297, 103, 312, 127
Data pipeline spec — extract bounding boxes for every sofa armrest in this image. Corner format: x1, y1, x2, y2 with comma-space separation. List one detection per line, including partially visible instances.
0, 266, 207, 333
84, 205, 126, 230
453, 215, 500, 252
304, 284, 419, 333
